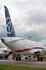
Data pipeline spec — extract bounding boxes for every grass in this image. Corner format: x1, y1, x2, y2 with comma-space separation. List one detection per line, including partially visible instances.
0, 64, 46, 70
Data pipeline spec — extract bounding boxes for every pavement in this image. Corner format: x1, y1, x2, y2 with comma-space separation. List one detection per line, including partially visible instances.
0, 60, 46, 68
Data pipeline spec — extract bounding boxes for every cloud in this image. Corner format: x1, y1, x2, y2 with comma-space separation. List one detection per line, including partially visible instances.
0, 0, 46, 47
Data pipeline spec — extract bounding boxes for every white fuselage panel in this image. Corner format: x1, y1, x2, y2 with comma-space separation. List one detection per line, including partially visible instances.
1, 37, 44, 55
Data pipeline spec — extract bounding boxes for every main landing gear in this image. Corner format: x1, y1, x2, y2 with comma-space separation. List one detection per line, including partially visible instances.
16, 54, 21, 61
35, 52, 43, 61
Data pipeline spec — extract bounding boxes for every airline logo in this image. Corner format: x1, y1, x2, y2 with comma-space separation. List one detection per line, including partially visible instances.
6, 17, 13, 34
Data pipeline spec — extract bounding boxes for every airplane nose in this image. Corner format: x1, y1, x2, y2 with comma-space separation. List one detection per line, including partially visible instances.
1, 39, 4, 43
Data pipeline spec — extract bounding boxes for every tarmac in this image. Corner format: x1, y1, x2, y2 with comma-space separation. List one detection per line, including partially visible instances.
0, 60, 46, 68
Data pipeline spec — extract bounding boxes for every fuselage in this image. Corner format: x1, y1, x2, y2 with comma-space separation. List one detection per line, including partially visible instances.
1, 37, 44, 55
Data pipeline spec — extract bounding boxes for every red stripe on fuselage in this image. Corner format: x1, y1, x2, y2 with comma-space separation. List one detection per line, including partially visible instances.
14, 47, 44, 52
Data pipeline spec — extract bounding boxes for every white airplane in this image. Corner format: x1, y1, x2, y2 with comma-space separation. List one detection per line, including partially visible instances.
1, 6, 44, 61
0, 50, 5, 55
0, 47, 11, 54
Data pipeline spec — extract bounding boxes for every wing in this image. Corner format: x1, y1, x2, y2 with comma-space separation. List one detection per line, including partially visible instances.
9, 36, 31, 43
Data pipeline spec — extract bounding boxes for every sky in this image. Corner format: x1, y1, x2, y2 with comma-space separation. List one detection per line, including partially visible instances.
0, 0, 46, 47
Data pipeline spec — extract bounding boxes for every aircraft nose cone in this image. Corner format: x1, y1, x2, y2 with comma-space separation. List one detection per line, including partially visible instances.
1, 39, 4, 43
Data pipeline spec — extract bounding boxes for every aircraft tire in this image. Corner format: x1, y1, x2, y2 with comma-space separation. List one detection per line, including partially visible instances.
19, 57, 21, 61
16, 57, 19, 61
40, 57, 43, 61
37, 57, 40, 61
